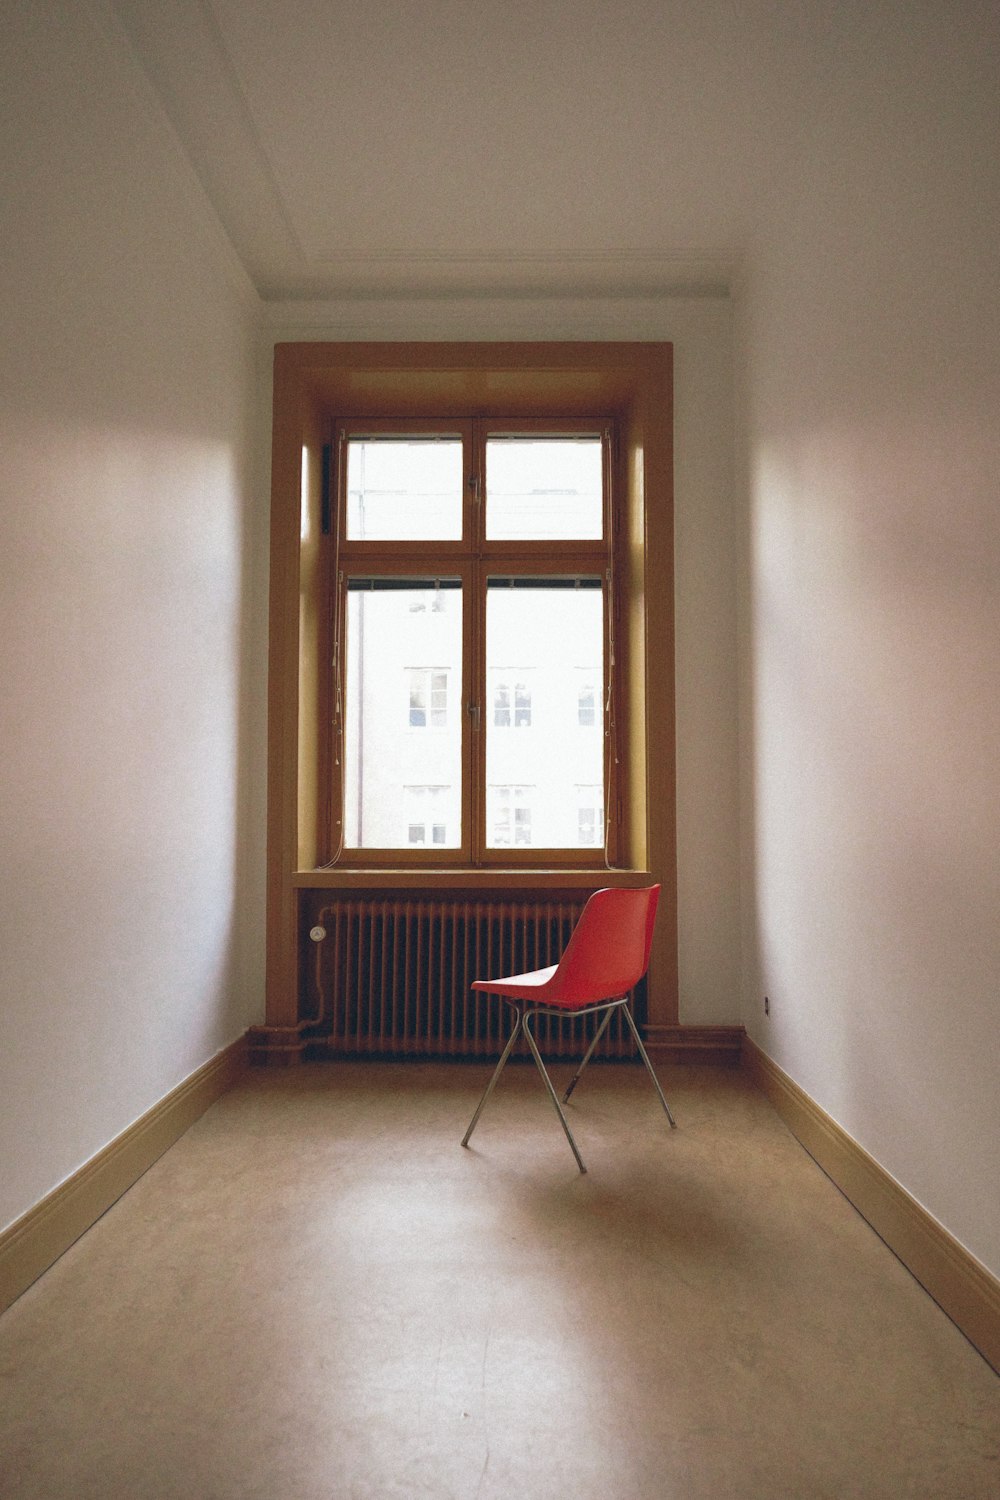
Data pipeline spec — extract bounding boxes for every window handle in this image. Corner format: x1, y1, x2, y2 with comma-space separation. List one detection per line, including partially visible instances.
467, 702, 481, 732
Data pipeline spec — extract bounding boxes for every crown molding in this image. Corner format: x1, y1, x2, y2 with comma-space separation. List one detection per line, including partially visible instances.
259, 250, 736, 304
262, 292, 731, 346
97, 0, 261, 312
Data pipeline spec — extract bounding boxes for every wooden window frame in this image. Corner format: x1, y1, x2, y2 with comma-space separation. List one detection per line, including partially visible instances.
325, 416, 618, 869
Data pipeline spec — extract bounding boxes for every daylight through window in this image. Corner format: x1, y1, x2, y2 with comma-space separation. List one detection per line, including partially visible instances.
330, 419, 619, 864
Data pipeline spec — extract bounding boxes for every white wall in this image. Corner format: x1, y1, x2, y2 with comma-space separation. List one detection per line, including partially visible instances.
0, 0, 267, 1233
736, 3, 1000, 1274
266, 296, 741, 1026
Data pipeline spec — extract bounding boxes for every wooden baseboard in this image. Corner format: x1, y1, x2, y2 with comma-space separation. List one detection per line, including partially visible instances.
249, 1022, 748, 1068
0, 1035, 248, 1315
645, 1024, 745, 1066
743, 1036, 1000, 1375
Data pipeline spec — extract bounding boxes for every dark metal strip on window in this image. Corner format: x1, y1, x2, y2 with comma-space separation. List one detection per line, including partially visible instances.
346, 577, 462, 592
321, 443, 332, 535
486, 576, 602, 590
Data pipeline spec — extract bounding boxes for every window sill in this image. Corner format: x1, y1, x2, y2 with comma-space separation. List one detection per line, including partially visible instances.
292, 867, 652, 890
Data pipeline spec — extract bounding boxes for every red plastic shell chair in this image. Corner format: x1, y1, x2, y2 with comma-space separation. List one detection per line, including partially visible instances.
461, 885, 676, 1172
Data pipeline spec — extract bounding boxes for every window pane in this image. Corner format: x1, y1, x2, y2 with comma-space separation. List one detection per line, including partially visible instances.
408, 680, 427, 727
485, 579, 604, 848
485, 438, 603, 540
344, 581, 462, 847
346, 439, 463, 540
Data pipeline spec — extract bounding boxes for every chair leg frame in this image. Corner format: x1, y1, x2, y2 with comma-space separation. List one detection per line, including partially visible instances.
521, 1009, 588, 1173
461, 1008, 523, 1149
621, 1004, 677, 1129
561, 1004, 617, 1102
461, 995, 676, 1172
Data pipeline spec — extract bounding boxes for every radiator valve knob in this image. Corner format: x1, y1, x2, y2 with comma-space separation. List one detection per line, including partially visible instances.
309, 925, 326, 942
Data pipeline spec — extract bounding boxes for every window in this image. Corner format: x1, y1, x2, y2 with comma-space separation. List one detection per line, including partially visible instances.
408, 668, 448, 729
405, 785, 450, 846
346, 437, 463, 540
329, 416, 619, 864
484, 581, 603, 848
343, 580, 462, 849
577, 673, 598, 728
490, 785, 533, 846
576, 785, 604, 846
493, 681, 510, 728
492, 674, 532, 729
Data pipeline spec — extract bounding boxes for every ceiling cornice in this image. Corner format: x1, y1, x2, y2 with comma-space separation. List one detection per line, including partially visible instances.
259, 250, 736, 303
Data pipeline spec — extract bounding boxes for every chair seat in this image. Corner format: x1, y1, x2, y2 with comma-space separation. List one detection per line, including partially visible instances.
472, 966, 629, 1011
471, 966, 574, 1003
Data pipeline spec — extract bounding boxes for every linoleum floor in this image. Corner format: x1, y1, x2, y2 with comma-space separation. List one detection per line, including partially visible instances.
1, 1062, 997, 1499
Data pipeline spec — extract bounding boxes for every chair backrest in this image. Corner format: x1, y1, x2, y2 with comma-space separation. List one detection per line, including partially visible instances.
546, 885, 661, 1005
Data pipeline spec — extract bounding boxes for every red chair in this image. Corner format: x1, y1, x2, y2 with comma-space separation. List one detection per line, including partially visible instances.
461, 885, 676, 1172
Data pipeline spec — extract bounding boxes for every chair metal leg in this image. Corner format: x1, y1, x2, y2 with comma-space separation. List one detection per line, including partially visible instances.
522, 1011, 588, 1173
462, 1005, 523, 1147
562, 1002, 618, 1102
622, 1004, 677, 1128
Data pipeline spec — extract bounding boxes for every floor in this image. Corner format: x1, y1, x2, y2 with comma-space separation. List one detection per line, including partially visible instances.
0, 1062, 997, 1500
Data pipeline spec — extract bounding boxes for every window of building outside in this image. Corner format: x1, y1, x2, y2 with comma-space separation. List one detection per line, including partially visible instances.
492, 674, 533, 729
489, 784, 533, 846
405, 784, 449, 846
576, 672, 598, 728
576, 784, 604, 846
332, 418, 618, 864
408, 668, 448, 729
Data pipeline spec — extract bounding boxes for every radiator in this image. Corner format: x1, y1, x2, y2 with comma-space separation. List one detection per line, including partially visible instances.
300, 894, 640, 1059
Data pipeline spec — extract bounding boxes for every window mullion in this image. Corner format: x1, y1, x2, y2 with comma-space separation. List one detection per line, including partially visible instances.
466, 421, 486, 864
467, 551, 486, 863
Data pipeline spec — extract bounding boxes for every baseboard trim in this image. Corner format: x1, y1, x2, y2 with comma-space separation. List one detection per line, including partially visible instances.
249, 1022, 747, 1068
743, 1036, 1000, 1374
645, 1024, 745, 1066
0, 1035, 248, 1315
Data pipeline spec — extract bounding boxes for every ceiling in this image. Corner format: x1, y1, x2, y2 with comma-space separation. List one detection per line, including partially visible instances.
111, 0, 820, 300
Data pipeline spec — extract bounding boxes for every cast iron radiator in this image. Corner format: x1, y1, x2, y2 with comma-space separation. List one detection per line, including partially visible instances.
299, 893, 642, 1059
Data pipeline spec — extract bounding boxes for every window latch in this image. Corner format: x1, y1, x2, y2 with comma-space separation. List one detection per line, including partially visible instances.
467, 702, 481, 732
